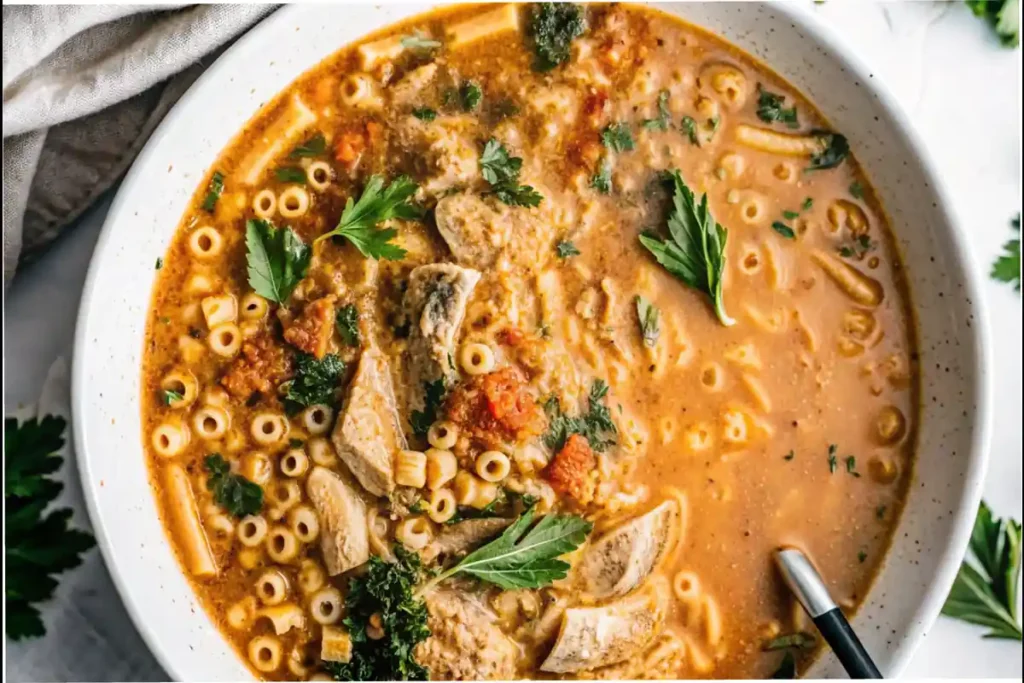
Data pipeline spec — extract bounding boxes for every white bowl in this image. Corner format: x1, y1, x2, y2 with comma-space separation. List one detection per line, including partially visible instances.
73, 3, 992, 680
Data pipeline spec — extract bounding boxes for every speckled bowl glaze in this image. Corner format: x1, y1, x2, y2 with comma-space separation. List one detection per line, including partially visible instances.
73, 3, 992, 680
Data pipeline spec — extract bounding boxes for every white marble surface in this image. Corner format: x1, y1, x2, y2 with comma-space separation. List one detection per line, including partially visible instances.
3, 1, 1021, 678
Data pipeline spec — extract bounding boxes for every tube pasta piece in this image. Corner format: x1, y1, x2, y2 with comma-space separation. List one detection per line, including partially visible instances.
227, 595, 257, 631
248, 635, 283, 673
257, 603, 306, 635
395, 516, 432, 550
279, 448, 309, 478
266, 525, 300, 563
460, 342, 496, 375
447, 4, 520, 48
278, 186, 310, 218
395, 450, 428, 488
151, 421, 190, 457
208, 323, 242, 357
580, 500, 679, 599
201, 295, 237, 328
321, 625, 354, 663
238, 94, 317, 185
192, 406, 230, 440
427, 421, 459, 450
164, 464, 216, 577
255, 569, 289, 605
298, 559, 326, 595
302, 404, 333, 435
357, 34, 406, 70
310, 586, 344, 625
189, 226, 223, 260
475, 450, 511, 483
734, 124, 829, 157
811, 250, 884, 307
540, 583, 667, 673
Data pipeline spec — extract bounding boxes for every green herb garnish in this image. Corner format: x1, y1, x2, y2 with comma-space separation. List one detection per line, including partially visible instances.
763, 632, 816, 651
681, 116, 700, 145
876, 505, 887, 520
289, 132, 327, 159
635, 295, 660, 348
782, 210, 801, 220
155, 257, 163, 270
807, 131, 849, 171
284, 353, 345, 410
827, 444, 838, 473
858, 550, 868, 563
201, 171, 225, 212
838, 234, 874, 259
966, 0, 1019, 47
460, 81, 482, 111
849, 181, 864, 199
601, 123, 634, 152
772, 221, 796, 240
784, 450, 795, 461
802, 197, 814, 210
556, 241, 581, 259
275, 167, 307, 184
771, 652, 797, 679
336, 304, 360, 347
5, 416, 95, 640
162, 389, 184, 405
245, 218, 311, 304
642, 90, 672, 131
543, 380, 617, 453
204, 454, 263, 518
845, 455, 861, 477
479, 138, 543, 208
991, 213, 1020, 292
412, 107, 437, 122
325, 547, 431, 681
591, 157, 612, 194
528, 2, 586, 72
419, 507, 592, 592
638, 169, 733, 325
410, 379, 446, 437
401, 32, 442, 51
942, 501, 1022, 640
315, 175, 420, 260
756, 84, 799, 129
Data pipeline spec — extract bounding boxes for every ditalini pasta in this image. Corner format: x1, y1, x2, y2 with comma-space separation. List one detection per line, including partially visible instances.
142, 4, 917, 680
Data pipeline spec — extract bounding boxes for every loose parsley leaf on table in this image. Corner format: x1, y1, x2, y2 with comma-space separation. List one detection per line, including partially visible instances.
5, 416, 95, 640
638, 169, 733, 325
245, 218, 311, 304
942, 500, 1022, 640
635, 295, 661, 348
528, 2, 586, 72
991, 213, 1020, 292
756, 84, 799, 129
419, 507, 592, 593
204, 454, 263, 518
315, 175, 421, 260
479, 138, 543, 208
325, 547, 431, 681
201, 171, 225, 212
336, 304, 361, 347
284, 353, 345, 411
543, 379, 617, 453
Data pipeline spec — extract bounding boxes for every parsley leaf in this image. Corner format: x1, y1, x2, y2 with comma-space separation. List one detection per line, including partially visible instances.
528, 2, 586, 72
410, 379, 446, 437
204, 454, 263, 518
401, 32, 442, 51
838, 234, 874, 259
771, 652, 797, 679
638, 169, 733, 325
201, 171, 225, 212
336, 304, 361, 347
827, 443, 838, 473
543, 380, 617, 453
849, 181, 864, 199
245, 219, 311, 304
556, 241, 581, 259
289, 132, 327, 158
479, 138, 543, 207
802, 197, 814, 210
420, 507, 592, 592
460, 81, 482, 111
807, 131, 850, 171
782, 210, 801, 220
275, 167, 307, 184
601, 122, 634, 152
591, 157, 612, 194
284, 353, 345, 411
642, 90, 672, 131
763, 632, 816, 651
845, 455, 861, 477
991, 214, 1020, 292
325, 547, 431, 681
966, 0, 1019, 47
635, 295, 660, 348
942, 501, 1022, 640
5, 416, 95, 640
681, 116, 700, 145
155, 257, 163, 270
756, 84, 799, 129
162, 389, 184, 405
315, 175, 420, 260
772, 221, 796, 240
411, 107, 437, 122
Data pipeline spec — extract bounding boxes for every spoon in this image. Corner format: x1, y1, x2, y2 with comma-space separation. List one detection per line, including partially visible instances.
774, 547, 883, 679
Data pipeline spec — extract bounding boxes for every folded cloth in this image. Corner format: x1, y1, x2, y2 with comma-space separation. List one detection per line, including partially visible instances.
1, 4, 276, 292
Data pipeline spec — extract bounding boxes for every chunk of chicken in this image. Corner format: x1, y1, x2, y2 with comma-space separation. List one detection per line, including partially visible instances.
331, 348, 407, 497
540, 582, 667, 673
401, 263, 481, 415
579, 499, 679, 599
305, 466, 370, 575
389, 63, 438, 107
421, 517, 512, 563
395, 114, 481, 201
415, 590, 519, 680
434, 192, 511, 269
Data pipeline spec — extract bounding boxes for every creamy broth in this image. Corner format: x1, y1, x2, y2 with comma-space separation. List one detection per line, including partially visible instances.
142, 4, 917, 680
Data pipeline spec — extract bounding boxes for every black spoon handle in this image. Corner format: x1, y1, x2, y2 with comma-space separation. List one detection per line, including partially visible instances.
813, 608, 883, 679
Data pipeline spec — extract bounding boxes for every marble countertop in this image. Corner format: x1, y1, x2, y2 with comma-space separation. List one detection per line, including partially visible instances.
4, 1, 1021, 678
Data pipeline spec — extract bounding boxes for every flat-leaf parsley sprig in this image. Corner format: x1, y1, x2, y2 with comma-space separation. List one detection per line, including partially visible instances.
316, 175, 422, 260
639, 169, 733, 326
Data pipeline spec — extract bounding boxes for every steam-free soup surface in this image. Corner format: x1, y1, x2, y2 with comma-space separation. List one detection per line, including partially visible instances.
142, 4, 916, 680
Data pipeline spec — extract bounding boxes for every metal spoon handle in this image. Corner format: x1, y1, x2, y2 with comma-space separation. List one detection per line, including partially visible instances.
774, 548, 883, 679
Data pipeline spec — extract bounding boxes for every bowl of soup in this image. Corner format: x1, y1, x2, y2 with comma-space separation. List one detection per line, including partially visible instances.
73, 2, 991, 680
